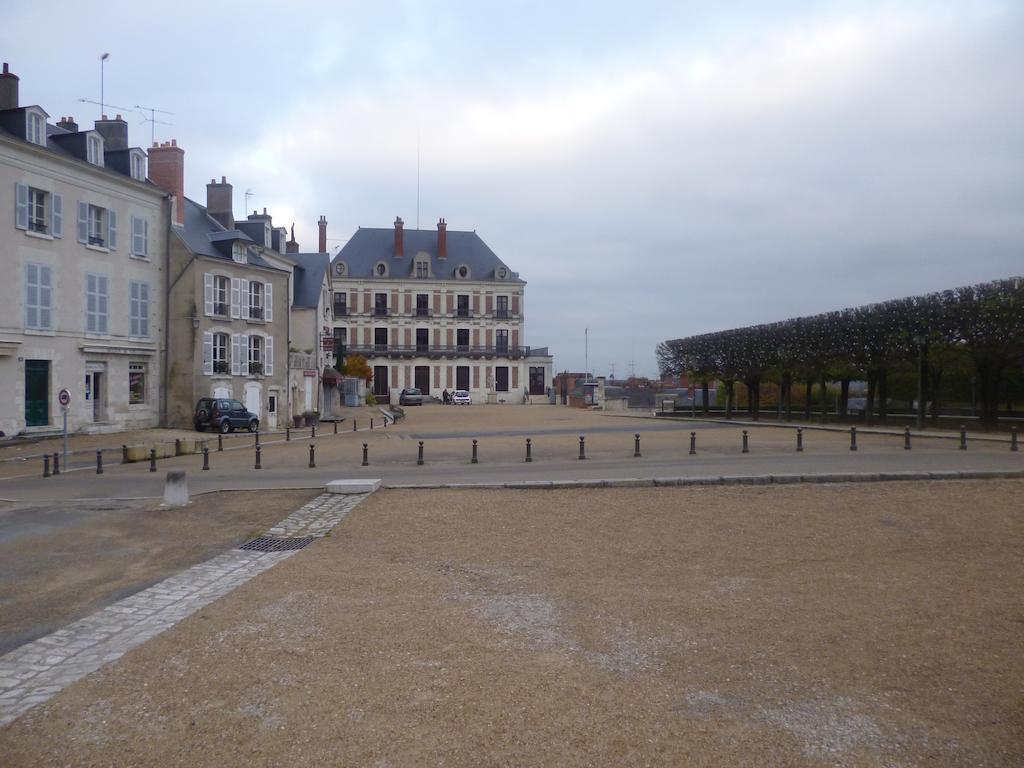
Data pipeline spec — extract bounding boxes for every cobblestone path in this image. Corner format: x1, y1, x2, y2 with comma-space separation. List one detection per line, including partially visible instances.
0, 491, 369, 726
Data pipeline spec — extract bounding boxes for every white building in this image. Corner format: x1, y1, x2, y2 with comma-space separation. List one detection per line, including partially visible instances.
330, 217, 553, 404
0, 63, 167, 436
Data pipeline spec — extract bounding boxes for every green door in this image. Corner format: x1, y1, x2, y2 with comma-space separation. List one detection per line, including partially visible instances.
25, 360, 49, 427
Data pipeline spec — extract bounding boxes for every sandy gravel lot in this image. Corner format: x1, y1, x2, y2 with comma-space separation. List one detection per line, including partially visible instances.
2, 479, 1021, 766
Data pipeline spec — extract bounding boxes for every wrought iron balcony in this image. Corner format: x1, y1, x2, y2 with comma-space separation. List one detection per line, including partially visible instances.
345, 344, 531, 360
248, 305, 264, 320
212, 301, 229, 317
248, 361, 263, 375
29, 219, 48, 234
333, 303, 348, 317
212, 360, 229, 374
374, 307, 390, 316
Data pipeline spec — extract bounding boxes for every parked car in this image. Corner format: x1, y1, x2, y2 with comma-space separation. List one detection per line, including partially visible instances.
399, 387, 424, 406
194, 398, 259, 433
452, 389, 472, 405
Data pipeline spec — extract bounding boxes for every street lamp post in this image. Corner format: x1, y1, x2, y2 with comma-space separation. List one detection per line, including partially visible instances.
913, 334, 926, 430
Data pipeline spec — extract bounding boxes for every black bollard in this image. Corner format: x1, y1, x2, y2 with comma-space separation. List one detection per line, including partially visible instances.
334, 420, 338, 434
904, 427, 912, 451
202, 447, 210, 471
308, 444, 316, 468
311, 424, 316, 439
362, 442, 369, 467
353, 420, 357, 432
53, 452, 60, 475
850, 427, 858, 452
742, 430, 749, 454
96, 450, 104, 474
634, 433, 641, 458
472, 439, 478, 464
218, 433, 223, 452
796, 428, 803, 452
149, 448, 157, 472
578, 435, 586, 460
689, 431, 696, 455
255, 430, 260, 448
255, 445, 262, 470
175, 438, 181, 456
43, 454, 50, 478
959, 425, 967, 450
525, 438, 533, 463
122, 444, 129, 464
1012, 427, 1019, 452
370, 418, 374, 430
417, 441, 425, 466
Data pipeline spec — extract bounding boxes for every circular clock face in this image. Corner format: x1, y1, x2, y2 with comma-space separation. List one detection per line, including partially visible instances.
498, 267, 507, 278
459, 266, 468, 278
376, 263, 386, 275
335, 263, 345, 275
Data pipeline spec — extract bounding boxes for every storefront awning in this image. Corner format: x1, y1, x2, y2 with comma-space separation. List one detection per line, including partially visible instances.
322, 367, 343, 384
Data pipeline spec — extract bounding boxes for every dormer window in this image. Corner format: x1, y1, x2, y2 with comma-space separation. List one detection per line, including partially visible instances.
87, 135, 104, 166
232, 242, 247, 264
130, 150, 146, 182
415, 258, 430, 278
26, 110, 46, 146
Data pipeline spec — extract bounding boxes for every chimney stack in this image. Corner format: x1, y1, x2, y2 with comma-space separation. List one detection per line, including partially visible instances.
0, 63, 18, 111
57, 115, 80, 132
286, 223, 300, 254
94, 114, 128, 150
437, 217, 447, 259
206, 176, 234, 229
318, 215, 328, 254
148, 140, 186, 225
393, 216, 404, 257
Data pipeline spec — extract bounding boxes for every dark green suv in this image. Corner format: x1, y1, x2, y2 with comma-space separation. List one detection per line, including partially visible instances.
194, 398, 259, 433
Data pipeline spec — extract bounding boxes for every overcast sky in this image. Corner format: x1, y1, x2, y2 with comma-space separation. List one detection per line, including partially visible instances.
4, 1, 1021, 377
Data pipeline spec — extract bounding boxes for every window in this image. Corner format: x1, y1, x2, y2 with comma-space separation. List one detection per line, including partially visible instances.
415, 259, 429, 278
374, 293, 388, 316
26, 111, 46, 146
130, 152, 146, 182
129, 281, 149, 337
456, 328, 469, 353
232, 242, 247, 264
333, 292, 347, 317
496, 329, 509, 353
457, 294, 470, 317
373, 365, 389, 396
131, 216, 149, 257
248, 281, 264, 320
495, 366, 509, 392
416, 328, 429, 353
213, 276, 229, 316
87, 135, 104, 166
25, 263, 52, 330
375, 262, 387, 276
78, 202, 115, 249
129, 363, 146, 404
213, 332, 229, 374
496, 295, 509, 319
15, 184, 62, 238
374, 327, 388, 352
333, 327, 347, 357
416, 293, 429, 317
85, 273, 109, 334
248, 335, 263, 374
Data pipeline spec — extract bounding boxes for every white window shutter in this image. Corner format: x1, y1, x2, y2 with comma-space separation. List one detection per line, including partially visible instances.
140, 282, 149, 337
242, 334, 250, 372
203, 273, 214, 316
51, 194, 62, 238
242, 279, 250, 319
77, 201, 88, 243
15, 183, 28, 230
131, 216, 141, 254
202, 331, 214, 375
107, 209, 117, 250
265, 336, 273, 376
39, 266, 51, 329
231, 334, 242, 375
264, 282, 273, 322
142, 219, 148, 256
231, 278, 241, 319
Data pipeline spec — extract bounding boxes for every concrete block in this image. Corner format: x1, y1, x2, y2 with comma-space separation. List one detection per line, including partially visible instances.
325, 479, 381, 494
163, 470, 189, 507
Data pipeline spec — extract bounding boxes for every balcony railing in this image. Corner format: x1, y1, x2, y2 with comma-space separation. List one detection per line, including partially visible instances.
493, 309, 511, 319
248, 361, 263, 375
456, 308, 472, 318
415, 307, 431, 317
333, 304, 348, 317
88, 234, 105, 247
213, 301, 229, 317
374, 307, 390, 316
29, 219, 48, 234
213, 360, 229, 374
248, 305, 264, 320
345, 344, 531, 360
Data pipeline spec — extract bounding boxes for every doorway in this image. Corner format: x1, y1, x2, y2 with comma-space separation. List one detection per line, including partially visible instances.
456, 365, 470, 391
85, 363, 106, 422
245, 382, 262, 419
530, 366, 545, 395
24, 360, 49, 427
414, 365, 430, 393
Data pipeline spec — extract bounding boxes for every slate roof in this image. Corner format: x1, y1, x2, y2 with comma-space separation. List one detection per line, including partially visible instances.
331, 227, 524, 284
284, 252, 330, 309
175, 198, 284, 273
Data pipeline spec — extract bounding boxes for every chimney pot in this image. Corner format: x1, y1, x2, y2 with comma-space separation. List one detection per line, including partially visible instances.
318, 215, 328, 254
437, 217, 448, 259
2, 63, 8, 75
0, 63, 19, 111
393, 216, 404, 257
171, 139, 176, 147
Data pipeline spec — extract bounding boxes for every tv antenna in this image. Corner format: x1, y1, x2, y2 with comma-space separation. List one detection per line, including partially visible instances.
244, 189, 255, 214
134, 103, 175, 145
78, 96, 133, 120
100, 53, 110, 116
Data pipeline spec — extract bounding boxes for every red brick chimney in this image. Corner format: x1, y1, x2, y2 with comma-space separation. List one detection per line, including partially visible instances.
318, 215, 328, 254
206, 176, 234, 230
0, 63, 18, 111
437, 217, 447, 259
393, 216, 404, 257
56, 115, 80, 132
147, 139, 185, 225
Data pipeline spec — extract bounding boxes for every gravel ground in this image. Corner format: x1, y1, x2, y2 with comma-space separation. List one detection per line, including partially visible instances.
1, 480, 1021, 766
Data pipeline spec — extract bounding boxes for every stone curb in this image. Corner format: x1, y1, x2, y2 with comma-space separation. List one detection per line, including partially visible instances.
383, 469, 1024, 491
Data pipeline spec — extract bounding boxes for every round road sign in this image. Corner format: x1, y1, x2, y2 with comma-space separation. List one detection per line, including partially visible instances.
58, 388, 71, 407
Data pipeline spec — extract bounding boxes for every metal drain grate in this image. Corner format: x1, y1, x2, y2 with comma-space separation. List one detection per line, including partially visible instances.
239, 536, 316, 552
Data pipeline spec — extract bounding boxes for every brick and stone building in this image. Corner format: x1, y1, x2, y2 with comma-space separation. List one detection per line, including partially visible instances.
0, 63, 168, 435
329, 217, 552, 404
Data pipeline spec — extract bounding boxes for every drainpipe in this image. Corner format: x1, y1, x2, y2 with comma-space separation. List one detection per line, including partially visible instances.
160, 194, 172, 426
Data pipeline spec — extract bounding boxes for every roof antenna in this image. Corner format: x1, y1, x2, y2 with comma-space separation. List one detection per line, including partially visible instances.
100, 53, 110, 118
134, 103, 174, 145
416, 129, 421, 230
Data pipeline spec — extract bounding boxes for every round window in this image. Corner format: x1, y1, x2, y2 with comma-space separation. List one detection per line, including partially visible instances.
376, 263, 386, 276
335, 262, 346, 276
458, 265, 468, 278
498, 267, 507, 279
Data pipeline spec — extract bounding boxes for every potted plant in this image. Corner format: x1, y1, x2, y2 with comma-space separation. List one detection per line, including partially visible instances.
302, 410, 320, 426
292, 414, 303, 428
